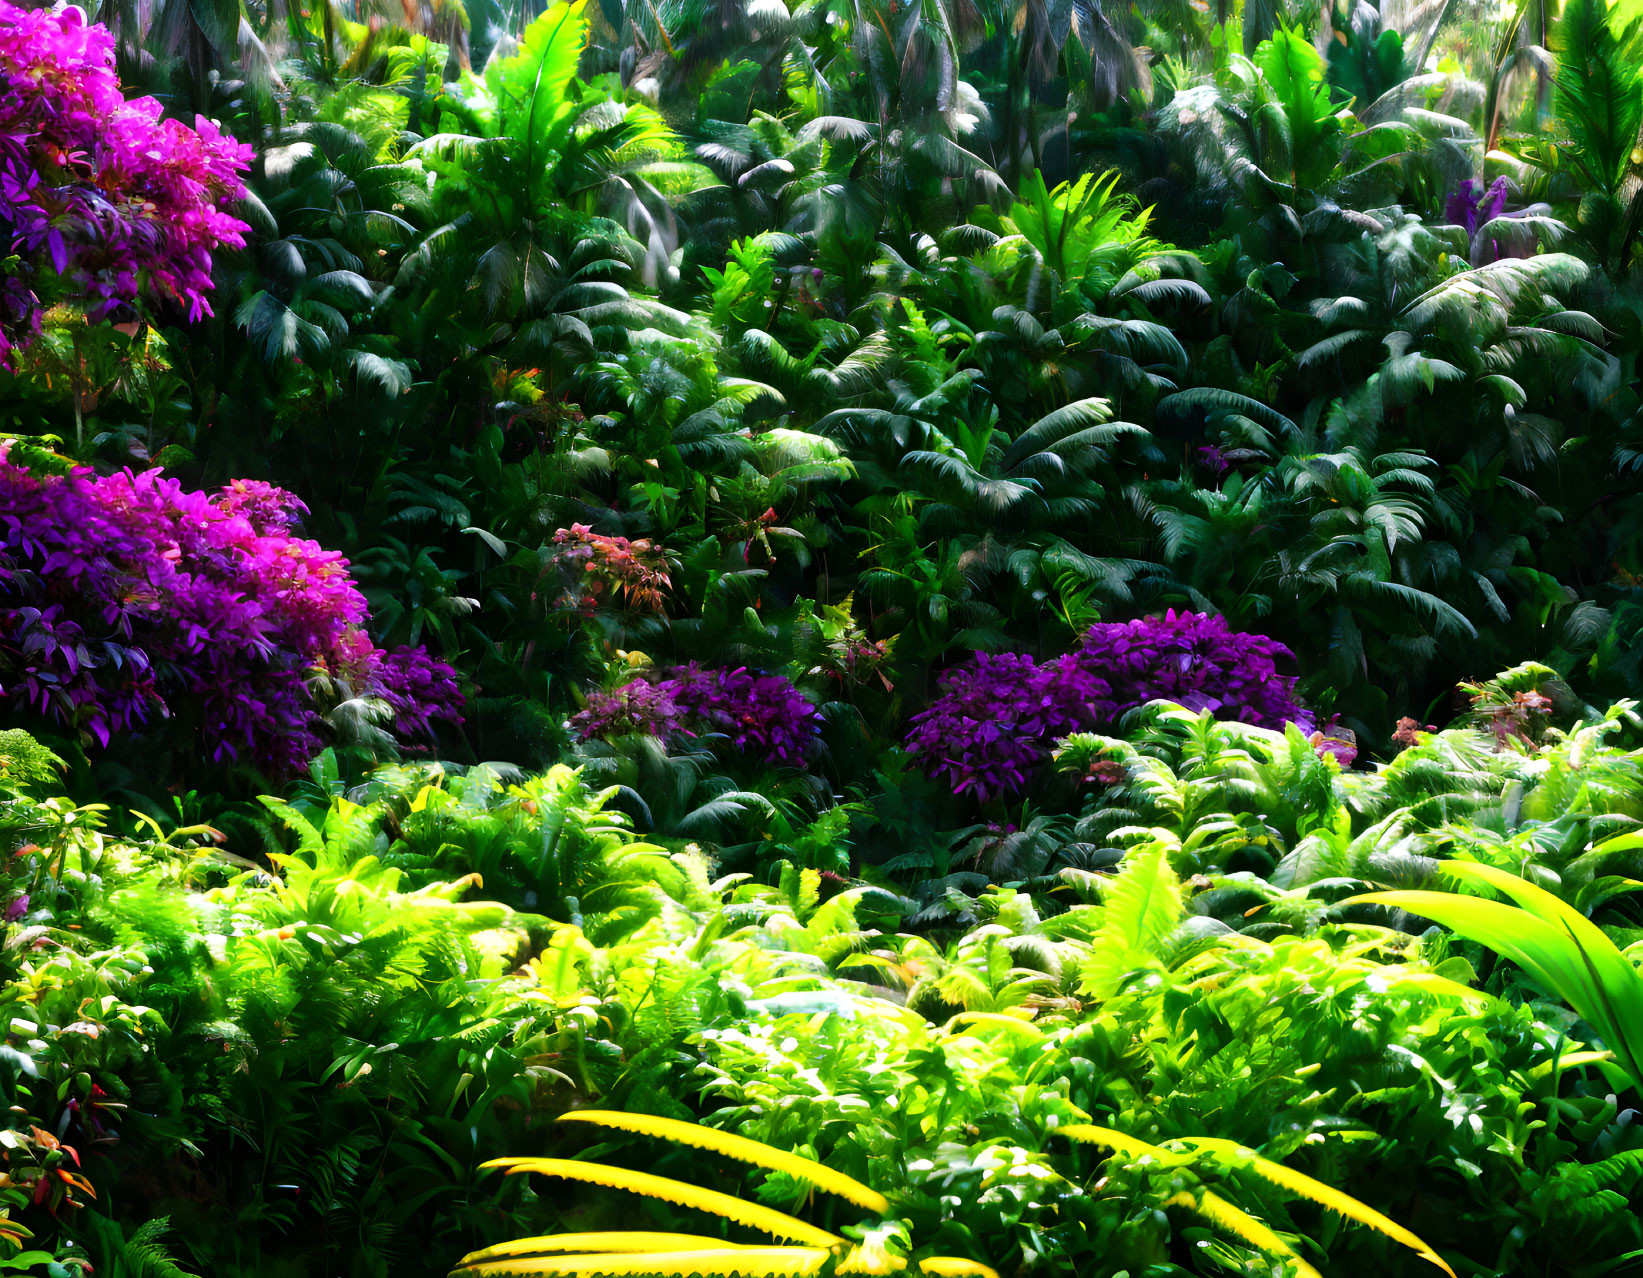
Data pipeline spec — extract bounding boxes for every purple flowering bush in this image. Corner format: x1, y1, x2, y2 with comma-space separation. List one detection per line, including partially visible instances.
0, 448, 462, 775
908, 610, 1315, 800
0, 0, 252, 362
1077, 609, 1312, 726
904, 652, 1115, 800
571, 663, 818, 765
1443, 176, 1548, 265
1444, 176, 1511, 235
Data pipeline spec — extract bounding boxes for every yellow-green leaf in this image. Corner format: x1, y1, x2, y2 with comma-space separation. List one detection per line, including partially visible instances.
461, 1235, 755, 1265
481, 1160, 841, 1248
1177, 1138, 1455, 1278
559, 1112, 889, 1213
452, 1247, 831, 1278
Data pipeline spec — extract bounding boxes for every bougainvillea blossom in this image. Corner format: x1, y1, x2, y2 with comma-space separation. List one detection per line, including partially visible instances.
0, 447, 461, 774
0, 0, 253, 361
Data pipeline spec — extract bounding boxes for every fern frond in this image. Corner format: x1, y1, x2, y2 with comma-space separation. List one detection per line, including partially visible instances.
481, 1161, 842, 1247
1058, 1123, 1160, 1160
1552, 1148, 1643, 1197
558, 1113, 890, 1213
1079, 842, 1182, 998
1179, 1192, 1322, 1278
1059, 1126, 1319, 1278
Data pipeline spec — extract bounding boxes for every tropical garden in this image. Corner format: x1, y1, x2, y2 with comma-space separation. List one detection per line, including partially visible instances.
2, 0, 1643, 1271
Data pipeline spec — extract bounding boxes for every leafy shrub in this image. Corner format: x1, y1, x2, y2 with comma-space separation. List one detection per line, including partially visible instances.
0, 0, 251, 360
0, 451, 461, 773
0, 727, 60, 792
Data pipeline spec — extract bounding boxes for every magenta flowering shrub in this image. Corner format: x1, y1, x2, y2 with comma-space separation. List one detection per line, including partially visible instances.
908, 611, 1315, 800
0, 0, 253, 361
1077, 609, 1311, 726
904, 652, 1114, 800
571, 663, 818, 764
0, 450, 462, 775
665, 663, 819, 764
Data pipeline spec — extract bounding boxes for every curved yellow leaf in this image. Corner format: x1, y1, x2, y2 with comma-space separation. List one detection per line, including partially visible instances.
1173, 1192, 1322, 1278
481, 1160, 842, 1248
451, 1247, 831, 1278
1371, 968, 1494, 1006
1065, 1128, 1319, 1278
918, 1256, 1001, 1278
1177, 1138, 1455, 1278
1056, 1124, 1160, 1161
559, 1112, 890, 1214
461, 1235, 752, 1265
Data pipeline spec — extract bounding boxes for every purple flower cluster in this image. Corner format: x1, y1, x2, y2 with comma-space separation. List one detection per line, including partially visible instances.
908, 610, 1314, 800
1443, 177, 1544, 265
374, 646, 465, 742
666, 663, 819, 764
0, 0, 252, 362
572, 663, 818, 764
0, 447, 461, 775
904, 652, 1111, 800
1078, 609, 1311, 726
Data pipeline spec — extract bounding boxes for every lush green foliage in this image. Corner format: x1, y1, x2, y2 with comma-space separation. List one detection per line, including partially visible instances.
4, 0, 1643, 1274
4, 707, 1643, 1276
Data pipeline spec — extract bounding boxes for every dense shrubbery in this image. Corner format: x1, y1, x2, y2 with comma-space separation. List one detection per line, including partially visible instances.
574, 663, 819, 762
3, 706, 1643, 1276
2, 0, 1643, 1275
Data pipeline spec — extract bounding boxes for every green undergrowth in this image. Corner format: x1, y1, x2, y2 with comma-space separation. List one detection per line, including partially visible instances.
4, 704, 1643, 1277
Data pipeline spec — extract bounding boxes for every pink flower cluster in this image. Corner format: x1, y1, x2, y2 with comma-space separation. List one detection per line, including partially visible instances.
0, 0, 253, 361
0, 450, 462, 775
